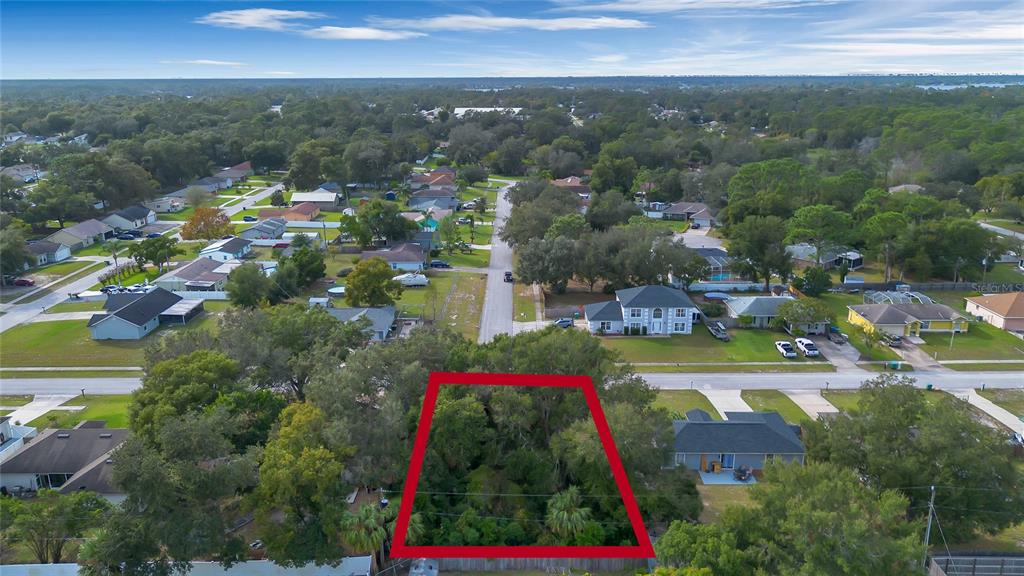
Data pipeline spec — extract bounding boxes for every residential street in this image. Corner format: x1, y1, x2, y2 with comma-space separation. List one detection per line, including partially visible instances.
0, 260, 115, 333
476, 183, 514, 343
0, 377, 142, 395
221, 183, 284, 217
979, 221, 1024, 241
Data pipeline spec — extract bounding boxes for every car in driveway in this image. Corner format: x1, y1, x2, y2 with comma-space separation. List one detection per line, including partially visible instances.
775, 340, 798, 358
430, 259, 451, 269
794, 337, 820, 357
145, 232, 162, 238
116, 233, 136, 240
242, 215, 258, 222
883, 334, 903, 348
690, 222, 701, 229
393, 273, 429, 287
100, 285, 121, 294
456, 217, 472, 225
12, 277, 35, 287
503, 271, 513, 282
553, 318, 574, 329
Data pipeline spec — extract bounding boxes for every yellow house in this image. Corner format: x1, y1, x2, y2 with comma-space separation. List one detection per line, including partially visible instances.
847, 303, 969, 337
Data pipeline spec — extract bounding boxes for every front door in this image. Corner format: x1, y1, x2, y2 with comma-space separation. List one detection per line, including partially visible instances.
720, 453, 735, 469
700, 454, 707, 472
653, 321, 662, 333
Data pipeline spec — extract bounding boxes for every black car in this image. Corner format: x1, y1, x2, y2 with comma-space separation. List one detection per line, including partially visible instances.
127, 229, 144, 237
503, 271, 513, 282
116, 233, 136, 240
146, 232, 162, 239
430, 259, 451, 268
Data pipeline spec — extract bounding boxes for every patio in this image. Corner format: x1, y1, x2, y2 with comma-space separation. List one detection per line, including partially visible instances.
699, 470, 758, 485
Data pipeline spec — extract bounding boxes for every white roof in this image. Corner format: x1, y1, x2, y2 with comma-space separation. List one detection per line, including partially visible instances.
292, 190, 338, 203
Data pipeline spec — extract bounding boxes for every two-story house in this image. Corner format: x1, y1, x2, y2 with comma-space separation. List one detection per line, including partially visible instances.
583, 285, 700, 335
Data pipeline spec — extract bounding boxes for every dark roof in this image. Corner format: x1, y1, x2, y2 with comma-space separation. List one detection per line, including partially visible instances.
327, 306, 396, 336
157, 257, 225, 282
583, 300, 622, 322
616, 285, 696, 309
56, 219, 113, 240
663, 201, 713, 219
115, 204, 153, 221
194, 176, 228, 186
411, 188, 456, 198
58, 449, 119, 496
361, 242, 424, 263
673, 410, 804, 454
26, 240, 65, 255
103, 292, 145, 311
202, 237, 252, 255
2, 426, 129, 475
90, 287, 181, 327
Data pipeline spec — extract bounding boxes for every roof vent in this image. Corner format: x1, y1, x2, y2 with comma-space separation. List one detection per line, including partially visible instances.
99, 433, 112, 438
57, 433, 70, 439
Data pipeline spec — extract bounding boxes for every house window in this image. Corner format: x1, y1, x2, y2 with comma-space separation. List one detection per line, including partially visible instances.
675, 308, 686, 317
599, 321, 612, 331
719, 454, 735, 469
765, 453, 776, 463
673, 323, 687, 332
674, 453, 686, 466
630, 308, 642, 318
919, 321, 930, 329
653, 308, 663, 319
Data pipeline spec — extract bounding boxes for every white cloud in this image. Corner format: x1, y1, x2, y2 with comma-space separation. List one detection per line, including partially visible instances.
553, 0, 838, 13
302, 26, 425, 40
159, 59, 246, 67
265, 70, 297, 76
788, 41, 1024, 57
196, 9, 324, 31
370, 14, 648, 31
590, 53, 628, 63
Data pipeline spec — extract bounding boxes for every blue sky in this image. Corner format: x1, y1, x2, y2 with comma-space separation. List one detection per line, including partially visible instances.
2, 1, 1022, 78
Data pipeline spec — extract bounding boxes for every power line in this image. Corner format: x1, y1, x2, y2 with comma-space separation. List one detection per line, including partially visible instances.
931, 506, 961, 576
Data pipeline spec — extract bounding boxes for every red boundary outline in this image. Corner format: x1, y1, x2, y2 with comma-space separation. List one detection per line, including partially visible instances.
390, 372, 655, 558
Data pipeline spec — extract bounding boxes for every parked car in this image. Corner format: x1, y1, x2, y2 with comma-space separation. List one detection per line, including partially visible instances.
456, 217, 471, 225
100, 285, 120, 294
127, 229, 144, 237
775, 340, 797, 358
828, 331, 849, 345
145, 232, 162, 239
553, 318, 574, 329
13, 277, 35, 287
116, 233, 136, 240
242, 215, 258, 222
462, 201, 477, 210
393, 273, 429, 287
690, 222, 701, 229
884, 334, 903, 348
430, 259, 451, 269
503, 271, 513, 282
794, 337, 820, 357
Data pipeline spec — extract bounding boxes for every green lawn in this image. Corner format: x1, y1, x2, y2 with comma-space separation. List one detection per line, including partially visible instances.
603, 328, 833, 364
170, 242, 205, 262
946, 362, 1024, 371
73, 242, 118, 257
918, 322, 1024, 361
393, 272, 455, 315
45, 300, 106, 313
442, 272, 487, 340
978, 389, 1024, 417
156, 206, 198, 221
697, 485, 754, 524
27, 394, 132, 429
0, 395, 33, 406
0, 370, 143, 378
17, 262, 106, 304
978, 218, 1024, 234
514, 282, 538, 322
740, 390, 812, 423
654, 390, 720, 419
457, 223, 494, 242
440, 249, 491, 269
253, 190, 291, 206
815, 293, 901, 361
31, 259, 93, 279
89, 267, 162, 290
983, 263, 1024, 284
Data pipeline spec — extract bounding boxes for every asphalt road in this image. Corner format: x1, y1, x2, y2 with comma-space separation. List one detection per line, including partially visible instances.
979, 221, 1024, 241
476, 184, 514, 343
222, 183, 284, 217
6, 370, 1021, 397
0, 260, 115, 333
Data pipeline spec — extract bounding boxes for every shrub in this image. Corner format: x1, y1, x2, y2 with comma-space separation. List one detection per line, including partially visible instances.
701, 302, 725, 317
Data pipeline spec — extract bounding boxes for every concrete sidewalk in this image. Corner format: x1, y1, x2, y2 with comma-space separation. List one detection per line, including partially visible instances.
702, 389, 752, 418
948, 388, 1023, 434
4, 395, 81, 425
781, 390, 839, 419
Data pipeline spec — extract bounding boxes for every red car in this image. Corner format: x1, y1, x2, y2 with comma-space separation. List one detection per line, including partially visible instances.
13, 278, 35, 287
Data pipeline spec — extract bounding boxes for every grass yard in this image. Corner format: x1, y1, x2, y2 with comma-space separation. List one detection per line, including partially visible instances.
73, 242, 118, 257
31, 259, 93, 279
947, 362, 1024, 371
948, 523, 1024, 553
45, 300, 106, 313
917, 322, 1024, 361
252, 190, 291, 206
27, 394, 132, 429
635, 363, 836, 373
654, 390, 720, 420
156, 206, 198, 221
442, 272, 487, 340
440, 249, 491, 269
697, 484, 754, 524
17, 262, 105, 304
829, 262, 887, 284
513, 282, 539, 322
823, 389, 951, 413
457, 223, 494, 242
984, 263, 1024, 283
0, 395, 33, 406
741, 390, 812, 423
170, 242, 205, 261
0, 320, 147, 367
603, 328, 833, 364
978, 389, 1024, 417
816, 293, 901, 361
394, 272, 455, 317
0, 370, 143, 378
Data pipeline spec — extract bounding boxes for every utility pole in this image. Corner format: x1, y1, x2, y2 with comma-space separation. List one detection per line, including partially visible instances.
922, 485, 936, 570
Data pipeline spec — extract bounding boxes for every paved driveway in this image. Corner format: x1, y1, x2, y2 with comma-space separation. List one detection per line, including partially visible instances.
701, 389, 752, 418
782, 390, 839, 419
676, 226, 724, 249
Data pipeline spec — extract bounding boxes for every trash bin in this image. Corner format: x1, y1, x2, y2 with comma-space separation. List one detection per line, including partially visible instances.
926, 384, 933, 391
573, 311, 580, 319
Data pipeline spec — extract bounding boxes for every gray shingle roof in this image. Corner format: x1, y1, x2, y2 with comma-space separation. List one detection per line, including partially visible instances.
361, 242, 424, 263
583, 300, 622, 322
89, 287, 181, 327
2, 426, 129, 475
616, 285, 696, 309
115, 204, 153, 221
26, 240, 65, 255
327, 306, 396, 336
726, 296, 793, 318
202, 237, 252, 255
59, 219, 113, 240
673, 410, 804, 454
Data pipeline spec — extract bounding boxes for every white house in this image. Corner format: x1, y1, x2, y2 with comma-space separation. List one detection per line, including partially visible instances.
199, 237, 253, 262
26, 241, 71, 267
0, 416, 37, 463
145, 196, 185, 213
101, 204, 157, 231
44, 219, 114, 251
360, 242, 425, 271
583, 285, 700, 335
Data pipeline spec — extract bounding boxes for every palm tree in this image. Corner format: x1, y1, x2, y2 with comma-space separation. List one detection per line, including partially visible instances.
341, 504, 387, 568
545, 486, 591, 541
107, 240, 124, 268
